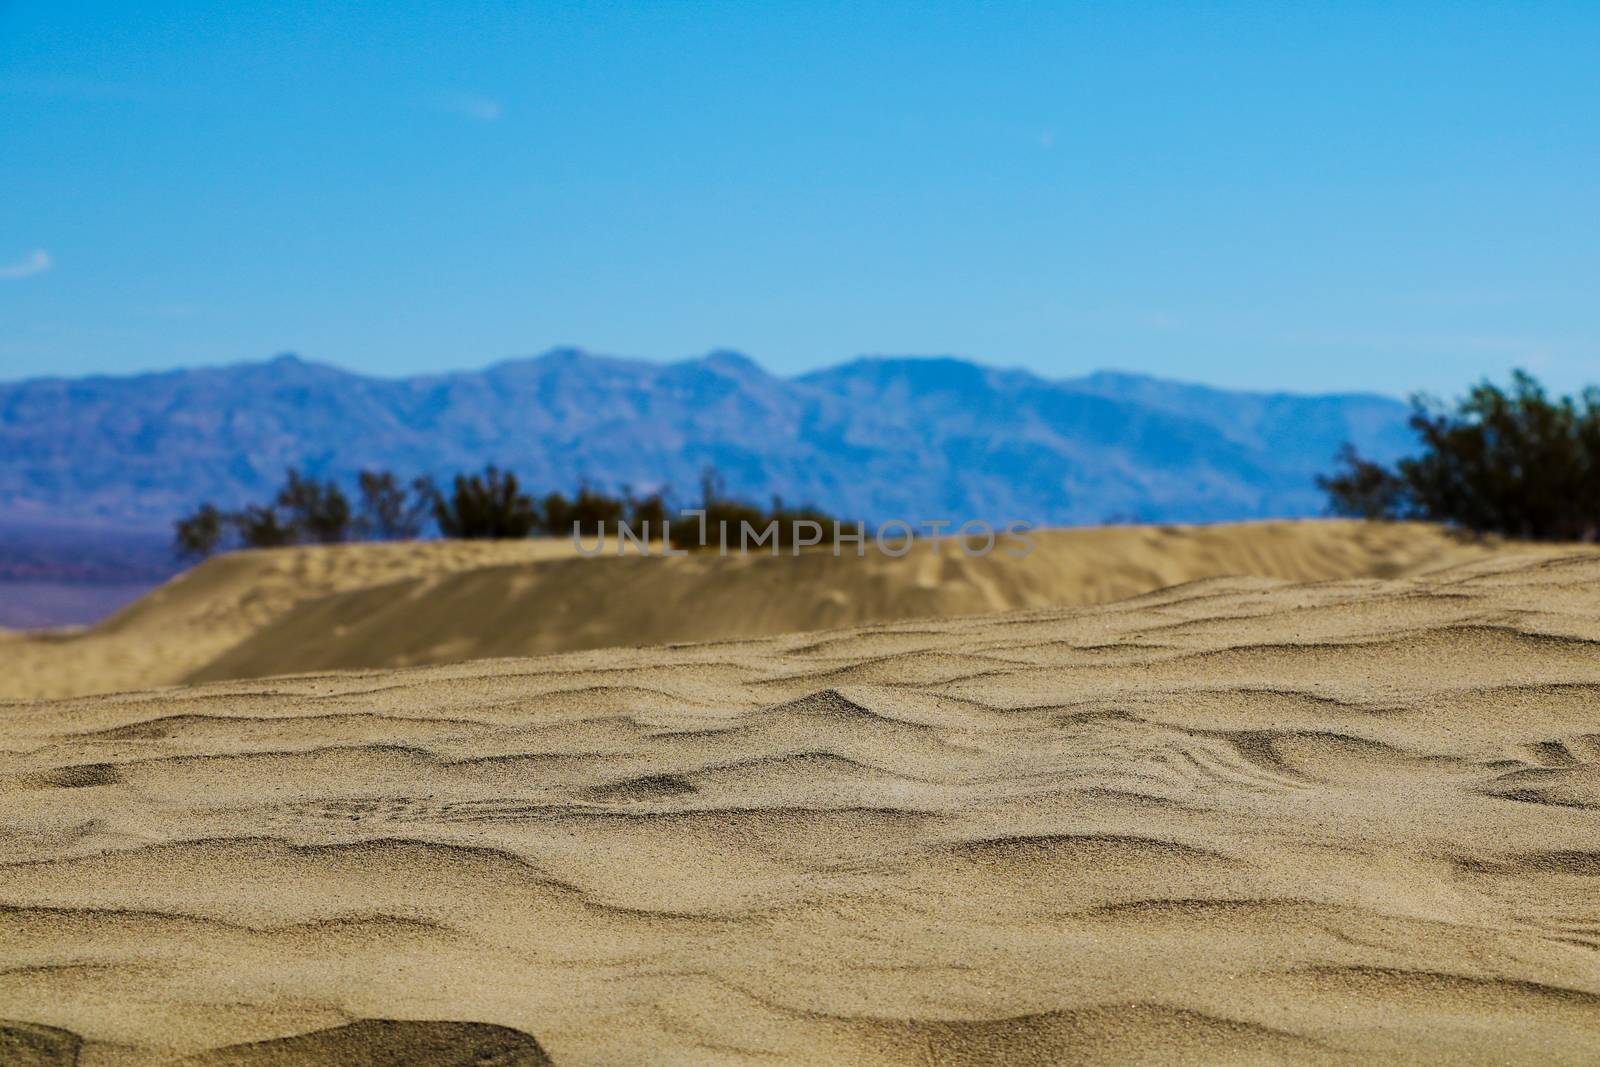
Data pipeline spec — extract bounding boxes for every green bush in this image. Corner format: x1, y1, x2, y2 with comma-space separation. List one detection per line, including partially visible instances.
171, 465, 860, 556
622, 489, 668, 540
231, 504, 296, 547
429, 465, 538, 539
173, 503, 225, 559
666, 470, 848, 551
1317, 445, 1408, 522
541, 484, 627, 537
356, 469, 433, 540
1321, 370, 1600, 541
277, 469, 352, 543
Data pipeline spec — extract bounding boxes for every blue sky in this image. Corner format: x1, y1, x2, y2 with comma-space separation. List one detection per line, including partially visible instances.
1, 1, 1596, 397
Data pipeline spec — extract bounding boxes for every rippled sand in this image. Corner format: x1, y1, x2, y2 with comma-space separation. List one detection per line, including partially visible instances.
2, 539, 1599, 1064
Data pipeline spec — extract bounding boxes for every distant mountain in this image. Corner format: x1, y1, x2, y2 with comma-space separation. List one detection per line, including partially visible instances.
0, 349, 1415, 529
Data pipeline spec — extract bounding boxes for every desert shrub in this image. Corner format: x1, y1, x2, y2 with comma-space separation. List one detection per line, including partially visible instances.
356, 469, 432, 539
231, 504, 296, 547
666, 469, 762, 550
572, 486, 626, 534
430, 465, 538, 539
173, 466, 855, 553
1321, 371, 1600, 540
540, 485, 627, 537
666, 470, 848, 551
174, 503, 226, 559
670, 498, 772, 550
538, 491, 571, 537
622, 489, 669, 540
766, 498, 853, 550
1317, 444, 1409, 522
276, 469, 352, 543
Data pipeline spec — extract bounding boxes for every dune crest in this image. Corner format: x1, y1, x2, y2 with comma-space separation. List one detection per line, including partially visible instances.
0, 520, 1534, 701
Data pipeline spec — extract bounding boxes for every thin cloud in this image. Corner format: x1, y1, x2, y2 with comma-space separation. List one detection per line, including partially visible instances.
0, 250, 51, 280
429, 92, 503, 122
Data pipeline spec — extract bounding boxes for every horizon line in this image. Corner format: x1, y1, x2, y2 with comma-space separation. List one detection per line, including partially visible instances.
0, 346, 1416, 402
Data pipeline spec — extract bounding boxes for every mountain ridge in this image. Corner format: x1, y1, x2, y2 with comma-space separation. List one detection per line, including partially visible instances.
0, 349, 1415, 528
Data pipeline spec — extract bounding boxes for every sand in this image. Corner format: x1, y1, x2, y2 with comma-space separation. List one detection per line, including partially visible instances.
0, 524, 1598, 1063
0, 538, 584, 702
0, 521, 1508, 702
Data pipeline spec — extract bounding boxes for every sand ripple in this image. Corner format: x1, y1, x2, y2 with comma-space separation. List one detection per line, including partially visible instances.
1, 544, 1599, 1062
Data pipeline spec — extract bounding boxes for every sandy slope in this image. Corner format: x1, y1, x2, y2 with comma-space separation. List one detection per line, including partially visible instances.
0, 539, 582, 702
1, 521, 1505, 701
1, 544, 1599, 1063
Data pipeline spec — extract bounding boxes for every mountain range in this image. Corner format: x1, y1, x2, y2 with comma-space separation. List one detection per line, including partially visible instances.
0, 349, 1415, 533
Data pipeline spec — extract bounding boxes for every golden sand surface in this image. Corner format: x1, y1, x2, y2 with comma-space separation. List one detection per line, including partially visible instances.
1, 533, 1598, 1063
0, 521, 1511, 702
1, 538, 584, 702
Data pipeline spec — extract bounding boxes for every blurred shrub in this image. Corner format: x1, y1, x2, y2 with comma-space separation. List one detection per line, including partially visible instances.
1321, 370, 1600, 540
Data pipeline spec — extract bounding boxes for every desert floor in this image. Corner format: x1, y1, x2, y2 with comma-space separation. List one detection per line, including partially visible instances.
1, 523, 1599, 1064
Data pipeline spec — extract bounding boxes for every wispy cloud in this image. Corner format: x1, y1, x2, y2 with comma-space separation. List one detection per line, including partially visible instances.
429, 91, 503, 122
0, 250, 51, 280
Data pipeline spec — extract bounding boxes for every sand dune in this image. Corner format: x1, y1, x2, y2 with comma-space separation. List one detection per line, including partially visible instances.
0, 521, 1515, 701
1, 534, 1599, 1063
0, 538, 582, 702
